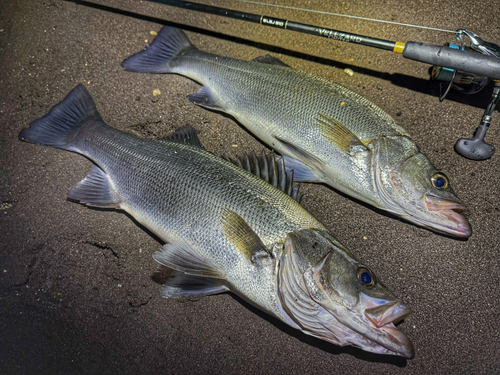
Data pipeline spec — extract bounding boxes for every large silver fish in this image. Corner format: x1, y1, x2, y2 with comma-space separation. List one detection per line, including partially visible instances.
19, 85, 414, 358
122, 26, 471, 238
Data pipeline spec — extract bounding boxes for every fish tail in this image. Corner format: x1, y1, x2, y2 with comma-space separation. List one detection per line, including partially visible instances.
18, 84, 102, 151
121, 26, 195, 73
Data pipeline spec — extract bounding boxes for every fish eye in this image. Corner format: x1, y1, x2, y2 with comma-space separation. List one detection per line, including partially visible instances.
431, 173, 448, 189
357, 267, 375, 287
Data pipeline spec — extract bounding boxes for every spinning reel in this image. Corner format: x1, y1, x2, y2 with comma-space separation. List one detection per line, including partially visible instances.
431, 30, 500, 160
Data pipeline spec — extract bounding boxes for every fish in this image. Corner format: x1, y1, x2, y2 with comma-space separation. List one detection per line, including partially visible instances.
122, 26, 471, 238
19, 84, 414, 358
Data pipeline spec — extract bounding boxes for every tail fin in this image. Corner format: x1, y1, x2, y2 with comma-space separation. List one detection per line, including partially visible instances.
121, 26, 195, 73
19, 84, 103, 151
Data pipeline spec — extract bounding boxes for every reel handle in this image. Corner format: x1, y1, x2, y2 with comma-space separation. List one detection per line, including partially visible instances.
454, 83, 499, 160
455, 120, 495, 160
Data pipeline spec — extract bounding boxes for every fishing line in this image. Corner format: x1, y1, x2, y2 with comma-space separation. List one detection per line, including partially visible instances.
229, 0, 457, 34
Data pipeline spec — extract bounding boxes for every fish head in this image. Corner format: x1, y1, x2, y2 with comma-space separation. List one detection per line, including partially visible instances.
279, 228, 414, 358
372, 136, 471, 238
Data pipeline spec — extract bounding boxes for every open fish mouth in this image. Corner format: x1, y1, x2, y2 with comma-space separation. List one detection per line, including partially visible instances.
365, 301, 410, 327
424, 194, 471, 238
279, 230, 414, 358
356, 294, 414, 358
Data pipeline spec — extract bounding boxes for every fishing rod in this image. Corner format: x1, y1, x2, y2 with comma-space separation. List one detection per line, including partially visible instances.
142, 0, 499, 160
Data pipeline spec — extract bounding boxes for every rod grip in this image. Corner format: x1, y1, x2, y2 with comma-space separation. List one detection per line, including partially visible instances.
402, 41, 500, 80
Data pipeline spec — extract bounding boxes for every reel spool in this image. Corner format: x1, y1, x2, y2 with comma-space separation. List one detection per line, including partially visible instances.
430, 30, 500, 160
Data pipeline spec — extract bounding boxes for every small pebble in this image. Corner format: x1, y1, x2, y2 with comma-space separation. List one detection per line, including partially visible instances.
340, 102, 346, 107
344, 68, 354, 77
231, 144, 238, 148
363, 236, 367, 240
376, 84, 383, 90
153, 89, 161, 96
150, 31, 158, 36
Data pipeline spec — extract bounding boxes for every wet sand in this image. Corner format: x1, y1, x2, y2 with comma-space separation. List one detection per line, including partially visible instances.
1, 0, 499, 373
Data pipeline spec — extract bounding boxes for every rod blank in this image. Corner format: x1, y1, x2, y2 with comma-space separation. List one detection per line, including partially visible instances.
146, 0, 500, 79
147, 0, 397, 51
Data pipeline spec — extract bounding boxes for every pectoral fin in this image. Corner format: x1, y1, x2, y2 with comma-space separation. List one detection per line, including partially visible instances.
161, 271, 228, 298
153, 238, 226, 279
221, 209, 270, 262
316, 113, 369, 155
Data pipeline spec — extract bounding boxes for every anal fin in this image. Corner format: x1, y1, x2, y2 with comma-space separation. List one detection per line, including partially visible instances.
68, 165, 120, 209
161, 271, 228, 299
188, 86, 226, 112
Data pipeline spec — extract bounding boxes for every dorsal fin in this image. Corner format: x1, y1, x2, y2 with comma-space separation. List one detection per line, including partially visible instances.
252, 54, 291, 67
221, 150, 301, 202
165, 126, 203, 148
316, 113, 369, 156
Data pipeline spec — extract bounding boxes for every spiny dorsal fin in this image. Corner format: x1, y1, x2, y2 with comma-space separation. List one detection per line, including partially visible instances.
165, 125, 204, 148
67, 165, 121, 209
221, 150, 301, 202
252, 54, 291, 67
316, 113, 369, 155
153, 238, 226, 279
221, 209, 271, 263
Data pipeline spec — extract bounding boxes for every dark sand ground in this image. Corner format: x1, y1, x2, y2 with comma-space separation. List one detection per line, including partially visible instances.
1, 0, 499, 374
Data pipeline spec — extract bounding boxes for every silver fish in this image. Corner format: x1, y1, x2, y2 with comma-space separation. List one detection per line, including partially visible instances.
122, 26, 471, 238
19, 85, 414, 358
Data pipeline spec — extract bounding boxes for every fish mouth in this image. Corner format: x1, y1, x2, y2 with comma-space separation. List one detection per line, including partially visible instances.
278, 231, 414, 358
356, 293, 414, 358
424, 194, 472, 238
368, 321, 414, 358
